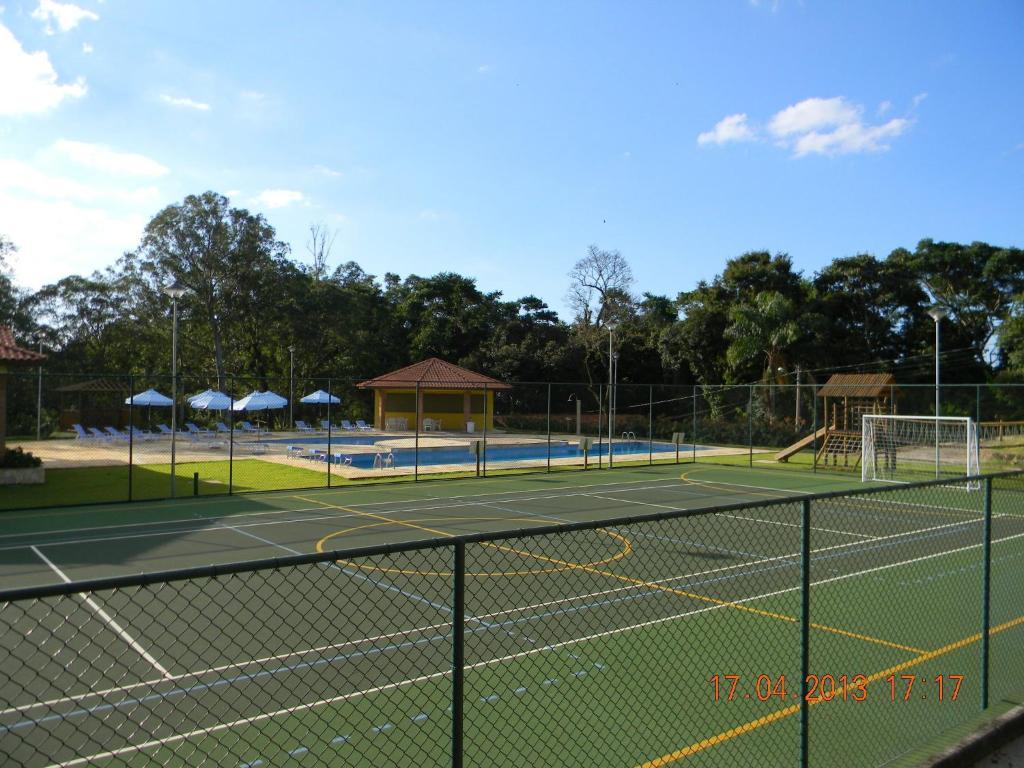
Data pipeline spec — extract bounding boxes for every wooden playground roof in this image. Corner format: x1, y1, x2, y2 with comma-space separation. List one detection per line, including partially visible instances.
53, 379, 127, 394
816, 373, 896, 399
0, 327, 46, 365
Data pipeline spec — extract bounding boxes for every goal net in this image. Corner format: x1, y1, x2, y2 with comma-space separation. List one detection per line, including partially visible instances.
861, 415, 981, 489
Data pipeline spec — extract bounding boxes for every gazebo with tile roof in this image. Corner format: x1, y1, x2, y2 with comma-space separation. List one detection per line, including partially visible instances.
357, 358, 511, 432
0, 327, 47, 452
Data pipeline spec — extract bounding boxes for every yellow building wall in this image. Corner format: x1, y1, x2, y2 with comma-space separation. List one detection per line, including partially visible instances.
372, 388, 495, 431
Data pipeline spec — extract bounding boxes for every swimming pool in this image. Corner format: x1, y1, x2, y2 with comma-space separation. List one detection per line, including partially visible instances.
282, 439, 694, 470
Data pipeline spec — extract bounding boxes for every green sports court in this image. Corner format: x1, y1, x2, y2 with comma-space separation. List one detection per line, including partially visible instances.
2, 464, 1023, 767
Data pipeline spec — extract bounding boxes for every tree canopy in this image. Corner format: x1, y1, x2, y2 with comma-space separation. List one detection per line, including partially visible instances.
3, 193, 1023, 390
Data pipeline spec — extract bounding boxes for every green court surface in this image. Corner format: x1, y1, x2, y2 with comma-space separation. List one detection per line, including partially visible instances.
1, 464, 1023, 767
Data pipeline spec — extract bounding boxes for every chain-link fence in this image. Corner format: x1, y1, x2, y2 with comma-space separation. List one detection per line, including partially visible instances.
1, 471, 1022, 766
3, 373, 1024, 512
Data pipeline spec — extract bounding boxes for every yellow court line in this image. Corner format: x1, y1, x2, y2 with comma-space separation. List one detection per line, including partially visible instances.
638, 613, 1024, 767
297, 496, 923, 655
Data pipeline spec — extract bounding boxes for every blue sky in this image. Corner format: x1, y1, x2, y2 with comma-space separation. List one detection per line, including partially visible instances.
0, 0, 1021, 317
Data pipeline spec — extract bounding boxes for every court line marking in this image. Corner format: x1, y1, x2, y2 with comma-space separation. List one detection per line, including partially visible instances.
28, 546, 173, 680
584, 492, 875, 540
638, 610, 1024, 767
9, 512, 981, 719
42, 534, 1024, 768
299, 497, 923, 655
12, 484, 1011, 722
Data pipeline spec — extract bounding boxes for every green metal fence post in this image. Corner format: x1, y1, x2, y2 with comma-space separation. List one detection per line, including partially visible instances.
598, 384, 604, 469
976, 384, 981, 426
800, 498, 812, 767
546, 383, 552, 473
981, 476, 992, 710
482, 384, 488, 477
127, 373, 133, 502
812, 392, 818, 474
228, 384, 234, 496
692, 385, 697, 463
414, 381, 420, 482
452, 541, 465, 768
326, 378, 332, 489
748, 385, 753, 468
649, 384, 654, 465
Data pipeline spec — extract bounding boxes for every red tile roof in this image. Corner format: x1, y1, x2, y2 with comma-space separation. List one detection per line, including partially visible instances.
358, 358, 510, 390
0, 327, 46, 365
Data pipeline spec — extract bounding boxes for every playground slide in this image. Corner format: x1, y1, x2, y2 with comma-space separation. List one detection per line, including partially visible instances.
774, 426, 829, 462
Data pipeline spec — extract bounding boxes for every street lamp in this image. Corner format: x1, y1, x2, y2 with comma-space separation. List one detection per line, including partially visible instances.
288, 345, 295, 428
606, 323, 617, 466
163, 281, 187, 497
927, 305, 949, 477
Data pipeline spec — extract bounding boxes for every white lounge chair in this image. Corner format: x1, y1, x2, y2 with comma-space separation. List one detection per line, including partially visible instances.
186, 422, 213, 438
238, 421, 266, 435
104, 427, 130, 441
88, 427, 112, 441
340, 420, 356, 431
72, 424, 94, 440
355, 419, 373, 432
295, 420, 316, 433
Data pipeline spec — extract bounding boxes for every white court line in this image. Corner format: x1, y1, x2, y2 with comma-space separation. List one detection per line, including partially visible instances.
29, 546, 173, 680
46, 527, 1024, 768
14, 510, 1010, 722
715, 512, 877, 540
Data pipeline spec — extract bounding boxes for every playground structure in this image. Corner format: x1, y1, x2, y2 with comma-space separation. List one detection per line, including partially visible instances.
776, 373, 896, 468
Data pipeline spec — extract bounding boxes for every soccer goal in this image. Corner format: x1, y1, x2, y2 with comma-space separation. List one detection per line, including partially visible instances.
861, 415, 981, 489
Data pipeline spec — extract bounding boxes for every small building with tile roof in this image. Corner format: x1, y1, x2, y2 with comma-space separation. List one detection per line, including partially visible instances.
0, 327, 47, 452
357, 358, 511, 432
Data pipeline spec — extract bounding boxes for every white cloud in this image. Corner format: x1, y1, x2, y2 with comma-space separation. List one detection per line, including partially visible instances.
52, 139, 169, 177
225, 189, 241, 198
768, 97, 860, 137
0, 24, 87, 114
697, 113, 755, 146
160, 94, 210, 111
912, 92, 928, 109
477, 64, 492, 74
791, 118, 911, 157
418, 209, 444, 221
81, 41, 92, 53
312, 164, 341, 178
255, 189, 305, 208
700, 96, 917, 157
31, 0, 99, 34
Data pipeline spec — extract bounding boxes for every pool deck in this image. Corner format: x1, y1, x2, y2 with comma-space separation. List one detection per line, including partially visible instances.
11, 431, 763, 475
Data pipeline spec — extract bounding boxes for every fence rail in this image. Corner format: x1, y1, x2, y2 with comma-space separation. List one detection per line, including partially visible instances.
3, 373, 1024, 512
2, 470, 1023, 766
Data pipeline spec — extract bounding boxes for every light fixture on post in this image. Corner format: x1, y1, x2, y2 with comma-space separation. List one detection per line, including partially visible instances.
927, 305, 949, 478
606, 323, 617, 467
163, 281, 187, 497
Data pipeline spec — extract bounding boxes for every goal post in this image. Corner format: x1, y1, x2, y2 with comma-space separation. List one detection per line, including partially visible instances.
861, 415, 981, 489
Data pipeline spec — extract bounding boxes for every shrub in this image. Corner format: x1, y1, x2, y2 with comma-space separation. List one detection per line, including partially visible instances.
0, 447, 42, 469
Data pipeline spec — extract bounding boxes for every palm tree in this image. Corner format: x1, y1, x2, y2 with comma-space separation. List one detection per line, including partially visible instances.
726, 292, 801, 424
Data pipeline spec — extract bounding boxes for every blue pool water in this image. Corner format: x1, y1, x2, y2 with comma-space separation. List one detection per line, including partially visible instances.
277, 438, 695, 470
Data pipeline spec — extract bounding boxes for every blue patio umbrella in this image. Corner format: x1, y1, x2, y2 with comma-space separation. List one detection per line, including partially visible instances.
189, 390, 233, 410
125, 389, 173, 407
299, 389, 340, 405
232, 390, 288, 411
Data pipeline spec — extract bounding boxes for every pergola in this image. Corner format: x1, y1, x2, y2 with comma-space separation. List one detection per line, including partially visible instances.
0, 327, 46, 452
357, 358, 511, 432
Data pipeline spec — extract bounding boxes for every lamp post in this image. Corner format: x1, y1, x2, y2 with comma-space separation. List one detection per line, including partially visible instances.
927, 306, 949, 477
36, 339, 46, 441
288, 345, 295, 429
606, 323, 617, 467
163, 282, 187, 497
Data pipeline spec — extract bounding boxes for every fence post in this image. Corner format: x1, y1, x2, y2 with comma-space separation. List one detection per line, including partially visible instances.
452, 541, 465, 768
482, 384, 488, 477
127, 373, 133, 502
649, 384, 654, 465
748, 385, 753, 468
228, 385, 234, 496
598, 384, 604, 469
692, 385, 697, 464
414, 381, 420, 482
981, 476, 992, 710
546, 383, 552, 473
326, 378, 332, 489
812, 393, 818, 474
976, 384, 981, 426
800, 498, 812, 767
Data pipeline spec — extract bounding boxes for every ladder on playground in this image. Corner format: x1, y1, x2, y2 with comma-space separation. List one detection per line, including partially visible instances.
816, 430, 862, 468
